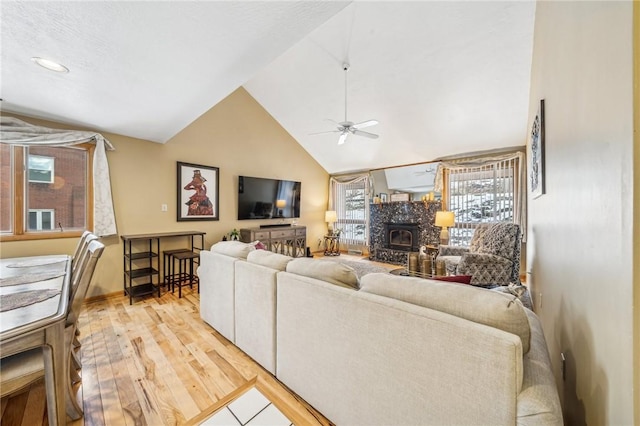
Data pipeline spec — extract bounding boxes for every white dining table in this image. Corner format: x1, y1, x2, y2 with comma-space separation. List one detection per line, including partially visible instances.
0, 254, 71, 426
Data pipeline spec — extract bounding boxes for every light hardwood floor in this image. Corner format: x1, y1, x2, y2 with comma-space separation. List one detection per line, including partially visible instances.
0, 287, 331, 426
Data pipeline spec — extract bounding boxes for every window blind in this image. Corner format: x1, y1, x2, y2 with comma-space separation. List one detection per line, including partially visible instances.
330, 176, 369, 246
447, 157, 519, 246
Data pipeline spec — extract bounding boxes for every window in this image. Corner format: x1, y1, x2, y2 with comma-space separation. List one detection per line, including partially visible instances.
330, 176, 369, 246
446, 156, 520, 246
28, 155, 54, 183
0, 144, 93, 240
28, 209, 55, 230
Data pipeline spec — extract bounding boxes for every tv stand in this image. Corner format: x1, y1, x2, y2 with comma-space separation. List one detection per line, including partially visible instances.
259, 223, 292, 228
240, 225, 306, 257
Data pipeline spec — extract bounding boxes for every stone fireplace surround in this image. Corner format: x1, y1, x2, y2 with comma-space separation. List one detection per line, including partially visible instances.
369, 201, 442, 265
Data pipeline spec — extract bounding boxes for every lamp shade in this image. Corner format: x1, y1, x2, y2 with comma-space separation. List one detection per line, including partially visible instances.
325, 210, 337, 223
435, 211, 455, 227
276, 199, 287, 208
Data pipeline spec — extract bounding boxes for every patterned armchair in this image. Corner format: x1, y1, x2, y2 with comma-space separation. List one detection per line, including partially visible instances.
437, 222, 521, 286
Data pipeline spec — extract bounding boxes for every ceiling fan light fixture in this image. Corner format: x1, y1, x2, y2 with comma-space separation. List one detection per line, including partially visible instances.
31, 57, 69, 73
338, 132, 348, 145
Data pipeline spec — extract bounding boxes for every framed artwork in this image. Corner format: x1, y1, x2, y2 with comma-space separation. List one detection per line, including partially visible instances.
530, 99, 545, 199
177, 161, 219, 221
379, 193, 388, 202
390, 192, 410, 202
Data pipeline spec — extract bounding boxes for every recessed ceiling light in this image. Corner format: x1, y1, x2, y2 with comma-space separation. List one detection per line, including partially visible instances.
31, 57, 69, 73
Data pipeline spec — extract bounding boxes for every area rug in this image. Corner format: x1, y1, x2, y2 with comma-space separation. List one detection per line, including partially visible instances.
0, 289, 61, 312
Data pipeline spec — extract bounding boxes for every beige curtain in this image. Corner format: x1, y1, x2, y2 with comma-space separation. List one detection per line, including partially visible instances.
0, 116, 117, 237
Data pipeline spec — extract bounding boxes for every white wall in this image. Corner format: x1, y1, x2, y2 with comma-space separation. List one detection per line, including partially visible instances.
527, 2, 635, 424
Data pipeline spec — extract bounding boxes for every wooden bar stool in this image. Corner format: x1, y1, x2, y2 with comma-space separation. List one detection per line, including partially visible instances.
163, 248, 192, 288
172, 251, 200, 297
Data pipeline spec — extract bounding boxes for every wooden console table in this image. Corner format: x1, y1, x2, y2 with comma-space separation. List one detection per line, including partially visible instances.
121, 231, 205, 304
240, 225, 306, 257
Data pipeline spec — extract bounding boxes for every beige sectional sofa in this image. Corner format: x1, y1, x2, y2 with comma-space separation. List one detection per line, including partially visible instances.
198, 241, 563, 425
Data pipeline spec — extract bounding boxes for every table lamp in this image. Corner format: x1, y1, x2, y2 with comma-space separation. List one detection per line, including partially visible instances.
276, 199, 286, 217
435, 211, 455, 244
325, 210, 337, 234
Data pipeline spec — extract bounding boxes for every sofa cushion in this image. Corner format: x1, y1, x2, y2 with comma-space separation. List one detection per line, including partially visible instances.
286, 258, 359, 289
247, 249, 293, 271
360, 272, 531, 353
210, 241, 254, 259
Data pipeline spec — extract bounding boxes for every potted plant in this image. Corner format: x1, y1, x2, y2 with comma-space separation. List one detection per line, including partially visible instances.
229, 229, 240, 241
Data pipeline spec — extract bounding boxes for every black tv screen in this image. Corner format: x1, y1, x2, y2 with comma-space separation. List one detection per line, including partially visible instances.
238, 176, 301, 220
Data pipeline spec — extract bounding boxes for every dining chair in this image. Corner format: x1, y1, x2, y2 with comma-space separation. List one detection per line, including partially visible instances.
72, 230, 91, 258
70, 233, 98, 351
65, 240, 104, 419
0, 240, 105, 423
71, 232, 99, 279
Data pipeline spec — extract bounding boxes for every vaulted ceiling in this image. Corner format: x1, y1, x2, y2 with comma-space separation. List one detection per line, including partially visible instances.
1, 1, 535, 174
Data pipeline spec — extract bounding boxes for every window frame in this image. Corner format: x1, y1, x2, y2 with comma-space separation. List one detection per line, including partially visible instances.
0, 143, 94, 241
331, 176, 370, 247
443, 157, 520, 247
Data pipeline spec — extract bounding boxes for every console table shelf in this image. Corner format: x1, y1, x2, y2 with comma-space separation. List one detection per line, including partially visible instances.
121, 231, 205, 304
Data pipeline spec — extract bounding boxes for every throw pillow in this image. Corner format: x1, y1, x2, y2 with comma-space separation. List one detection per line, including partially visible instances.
286, 258, 359, 289
251, 240, 267, 250
247, 249, 292, 271
431, 275, 473, 284
210, 240, 254, 259
476, 222, 519, 259
360, 272, 531, 354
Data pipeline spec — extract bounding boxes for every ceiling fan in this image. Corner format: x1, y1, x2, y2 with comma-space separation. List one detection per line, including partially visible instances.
311, 63, 379, 145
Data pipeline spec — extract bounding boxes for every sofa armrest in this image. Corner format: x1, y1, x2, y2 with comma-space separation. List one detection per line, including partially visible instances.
438, 245, 469, 256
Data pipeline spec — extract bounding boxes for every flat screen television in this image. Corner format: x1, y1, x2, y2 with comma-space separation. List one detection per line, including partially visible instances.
238, 176, 301, 220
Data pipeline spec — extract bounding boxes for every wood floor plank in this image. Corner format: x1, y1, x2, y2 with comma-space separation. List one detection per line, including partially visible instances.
78, 303, 106, 426
21, 378, 47, 426
102, 305, 147, 426
106, 300, 165, 426
1, 287, 332, 426
92, 308, 128, 425
2, 390, 29, 426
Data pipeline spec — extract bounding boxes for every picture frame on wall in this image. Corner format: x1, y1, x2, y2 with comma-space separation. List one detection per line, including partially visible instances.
530, 99, 545, 199
379, 193, 388, 202
177, 161, 219, 221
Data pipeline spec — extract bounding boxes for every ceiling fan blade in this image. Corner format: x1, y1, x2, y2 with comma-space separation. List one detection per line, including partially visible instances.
338, 132, 349, 145
352, 119, 379, 130
309, 130, 340, 136
352, 129, 379, 139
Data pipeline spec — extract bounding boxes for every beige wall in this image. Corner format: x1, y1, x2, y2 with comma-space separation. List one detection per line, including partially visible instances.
634, 4, 640, 423
526, 2, 635, 424
0, 87, 329, 297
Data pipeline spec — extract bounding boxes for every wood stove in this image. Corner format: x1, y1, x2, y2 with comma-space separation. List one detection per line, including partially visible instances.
384, 223, 420, 252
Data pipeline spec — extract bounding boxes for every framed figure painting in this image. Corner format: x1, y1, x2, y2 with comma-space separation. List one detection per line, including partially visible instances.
530, 99, 545, 199
177, 162, 219, 221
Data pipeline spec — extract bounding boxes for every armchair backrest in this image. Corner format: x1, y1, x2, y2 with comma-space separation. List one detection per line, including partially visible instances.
470, 222, 521, 283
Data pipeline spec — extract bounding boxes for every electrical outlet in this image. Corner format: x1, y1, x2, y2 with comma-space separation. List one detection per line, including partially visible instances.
561, 352, 566, 381
161, 204, 168, 212
539, 292, 543, 309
